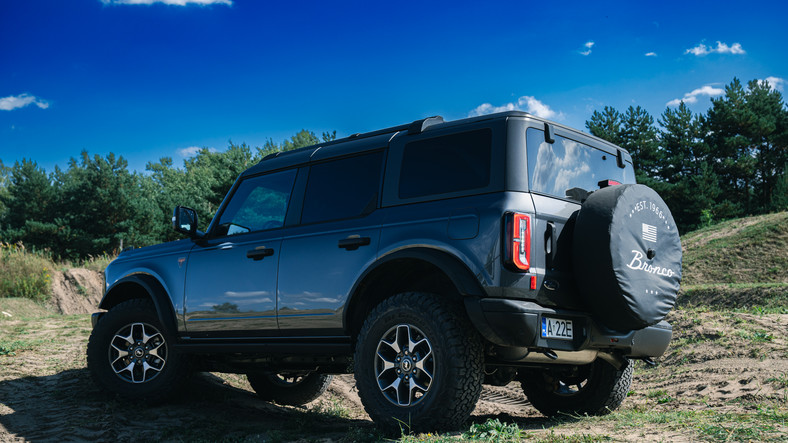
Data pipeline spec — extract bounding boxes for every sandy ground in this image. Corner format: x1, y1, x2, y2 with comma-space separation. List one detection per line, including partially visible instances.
1, 287, 786, 441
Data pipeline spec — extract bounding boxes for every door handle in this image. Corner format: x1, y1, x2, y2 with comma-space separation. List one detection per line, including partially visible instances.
338, 236, 371, 251
246, 247, 274, 261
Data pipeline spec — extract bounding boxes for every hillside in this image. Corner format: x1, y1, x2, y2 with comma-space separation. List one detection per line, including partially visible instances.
678, 211, 788, 313
682, 211, 788, 286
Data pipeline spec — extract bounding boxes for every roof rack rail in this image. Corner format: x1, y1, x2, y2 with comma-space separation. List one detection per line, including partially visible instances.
259, 115, 445, 162
408, 116, 444, 134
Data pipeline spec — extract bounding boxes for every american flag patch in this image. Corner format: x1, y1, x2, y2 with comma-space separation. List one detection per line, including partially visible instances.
642, 223, 657, 243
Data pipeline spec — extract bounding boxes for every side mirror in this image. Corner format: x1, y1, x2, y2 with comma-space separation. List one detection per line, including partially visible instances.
172, 206, 198, 237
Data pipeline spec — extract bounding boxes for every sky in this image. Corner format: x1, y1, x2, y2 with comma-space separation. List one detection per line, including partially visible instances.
1, 0, 787, 174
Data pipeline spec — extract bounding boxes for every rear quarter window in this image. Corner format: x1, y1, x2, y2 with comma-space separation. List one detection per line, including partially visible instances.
398, 129, 492, 199
301, 151, 384, 224
526, 128, 634, 202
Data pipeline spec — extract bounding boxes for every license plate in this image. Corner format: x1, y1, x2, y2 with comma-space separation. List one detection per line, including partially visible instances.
541, 317, 573, 340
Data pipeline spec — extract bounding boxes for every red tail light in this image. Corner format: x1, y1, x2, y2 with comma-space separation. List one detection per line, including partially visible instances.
504, 212, 531, 272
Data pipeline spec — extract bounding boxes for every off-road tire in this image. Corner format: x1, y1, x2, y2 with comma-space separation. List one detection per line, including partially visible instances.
354, 292, 484, 432
247, 372, 333, 405
87, 299, 189, 403
520, 358, 632, 417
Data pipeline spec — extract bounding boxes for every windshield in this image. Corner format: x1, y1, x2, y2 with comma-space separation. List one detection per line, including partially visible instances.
526, 128, 634, 202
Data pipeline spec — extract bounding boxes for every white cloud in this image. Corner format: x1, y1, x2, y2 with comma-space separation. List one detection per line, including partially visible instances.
579, 41, 594, 56
178, 146, 217, 157
0, 93, 50, 111
469, 96, 564, 120
101, 0, 231, 5
666, 85, 725, 107
685, 41, 745, 56
763, 76, 786, 91
645, 52, 657, 57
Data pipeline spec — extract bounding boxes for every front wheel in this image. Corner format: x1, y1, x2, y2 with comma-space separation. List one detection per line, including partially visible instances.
354, 292, 484, 432
86, 299, 189, 403
247, 372, 333, 405
520, 358, 633, 417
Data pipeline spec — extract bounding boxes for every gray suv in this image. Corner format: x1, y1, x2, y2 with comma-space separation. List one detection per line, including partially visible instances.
87, 111, 682, 431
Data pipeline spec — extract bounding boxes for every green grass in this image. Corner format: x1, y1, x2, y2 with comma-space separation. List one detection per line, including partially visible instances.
0, 242, 55, 301
681, 212, 788, 286
0, 338, 46, 356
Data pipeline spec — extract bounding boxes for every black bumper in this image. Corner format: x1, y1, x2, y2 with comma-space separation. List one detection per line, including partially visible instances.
464, 297, 672, 358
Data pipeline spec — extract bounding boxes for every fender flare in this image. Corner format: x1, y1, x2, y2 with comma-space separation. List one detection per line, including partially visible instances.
343, 247, 486, 330
100, 274, 180, 336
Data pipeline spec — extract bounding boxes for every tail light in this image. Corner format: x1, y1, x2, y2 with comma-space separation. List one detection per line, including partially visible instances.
503, 212, 531, 272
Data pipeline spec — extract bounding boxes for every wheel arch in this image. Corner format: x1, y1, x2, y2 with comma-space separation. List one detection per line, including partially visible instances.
99, 274, 180, 336
344, 247, 486, 339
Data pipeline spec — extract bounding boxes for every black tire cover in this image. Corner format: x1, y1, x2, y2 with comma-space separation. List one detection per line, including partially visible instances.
572, 184, 682, 331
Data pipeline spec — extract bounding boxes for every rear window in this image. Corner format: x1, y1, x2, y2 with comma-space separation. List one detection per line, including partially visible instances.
526, 128, 634, 202
399, 129, 492, 199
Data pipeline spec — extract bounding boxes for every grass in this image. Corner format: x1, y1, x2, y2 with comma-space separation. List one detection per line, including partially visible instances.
681, 211, 788, 286
0, 242, 112, 306
0, 242, 55, 302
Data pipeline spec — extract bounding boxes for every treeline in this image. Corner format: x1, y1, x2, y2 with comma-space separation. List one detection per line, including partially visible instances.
586, 78, 788, 232
0, 130, 335, 260
1, 76, 786, 260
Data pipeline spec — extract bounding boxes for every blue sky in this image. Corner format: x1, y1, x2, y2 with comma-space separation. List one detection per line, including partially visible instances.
1, 0, 787, 173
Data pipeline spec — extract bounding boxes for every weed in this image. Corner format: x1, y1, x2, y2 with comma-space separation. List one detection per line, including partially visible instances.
0, 338, 44, 356
646, 389, 668, 399
311, 398, 351, 419
462, 418, 526, 441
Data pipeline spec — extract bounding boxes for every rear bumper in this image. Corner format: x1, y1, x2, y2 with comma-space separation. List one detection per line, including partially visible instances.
464, 297, 672, 358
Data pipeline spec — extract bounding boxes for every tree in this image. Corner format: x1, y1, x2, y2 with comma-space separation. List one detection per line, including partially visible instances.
55, 151, 159, 258
658, 101, 707, 180
704, 78, 757, 217
744, 79, 788, 211
656, 102, 717, 231
585, 106, 622, 145
260, 129, 337, 158
619, 106, 660, 181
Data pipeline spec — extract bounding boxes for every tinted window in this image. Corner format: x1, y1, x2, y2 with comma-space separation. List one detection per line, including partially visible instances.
399, 129, 492, 199
526, 128, 634, 202
301, 151, 384, 224
215, 169, 297, 236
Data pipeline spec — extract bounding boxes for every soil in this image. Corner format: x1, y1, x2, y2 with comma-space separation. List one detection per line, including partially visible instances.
47, 268, 104, 315
1, 298, 786, 442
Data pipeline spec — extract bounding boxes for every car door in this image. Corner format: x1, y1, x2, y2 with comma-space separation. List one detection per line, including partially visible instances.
276, 150, 385, 335
183, 168, 297, 335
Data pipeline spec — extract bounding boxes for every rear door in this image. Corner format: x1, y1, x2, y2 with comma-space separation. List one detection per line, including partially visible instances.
276, 150, 385, 335
525, 127, 636, 308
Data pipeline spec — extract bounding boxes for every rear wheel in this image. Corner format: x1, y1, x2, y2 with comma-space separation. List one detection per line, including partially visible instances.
520, 358, 632, 417
354, 292, 483, 432
247, 372, 333, 405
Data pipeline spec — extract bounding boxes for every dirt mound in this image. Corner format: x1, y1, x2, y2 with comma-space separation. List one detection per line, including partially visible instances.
681, 211, 788, 285
48, 268, 104, 315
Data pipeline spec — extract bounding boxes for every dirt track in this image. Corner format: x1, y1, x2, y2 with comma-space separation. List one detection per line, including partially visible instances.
1, 303, 786, 442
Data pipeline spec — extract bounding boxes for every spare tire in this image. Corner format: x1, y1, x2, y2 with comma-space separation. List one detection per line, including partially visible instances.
572, 184, 682, 331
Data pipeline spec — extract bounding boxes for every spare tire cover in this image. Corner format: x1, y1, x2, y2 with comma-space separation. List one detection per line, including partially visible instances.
572, 184, 682, 331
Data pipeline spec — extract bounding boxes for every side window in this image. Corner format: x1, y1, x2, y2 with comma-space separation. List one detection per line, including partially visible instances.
301, 151, 384, 224
399, 129, 492, 199
214, 169, 297, 236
